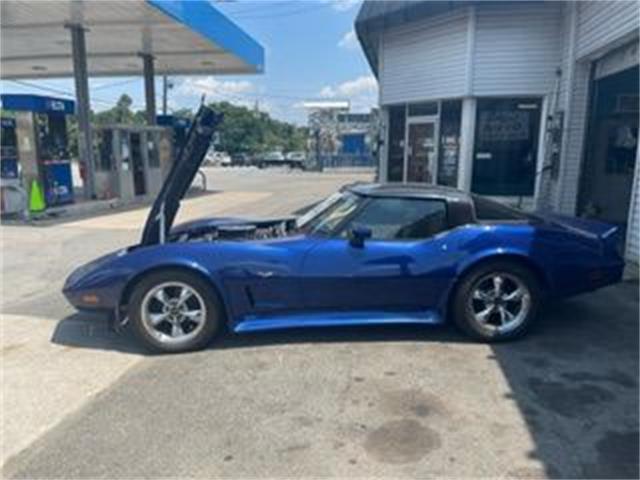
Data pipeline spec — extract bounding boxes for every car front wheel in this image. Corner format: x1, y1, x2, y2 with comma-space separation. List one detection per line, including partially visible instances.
128, 270, 222, 353
452, 260, 540, 342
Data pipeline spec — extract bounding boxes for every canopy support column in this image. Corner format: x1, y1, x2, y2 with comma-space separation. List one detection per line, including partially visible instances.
141, 53, 156, 125
68, 23, 95, 199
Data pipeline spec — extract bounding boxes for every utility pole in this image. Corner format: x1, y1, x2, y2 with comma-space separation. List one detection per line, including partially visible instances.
68, 23, 95, 199
141, 53, 156, 125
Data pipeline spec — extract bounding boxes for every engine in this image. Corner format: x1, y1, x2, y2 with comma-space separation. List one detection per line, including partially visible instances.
169, 217, 297, 243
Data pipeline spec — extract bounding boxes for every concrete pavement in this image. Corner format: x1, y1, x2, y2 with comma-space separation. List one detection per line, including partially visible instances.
2, 168, 638, 478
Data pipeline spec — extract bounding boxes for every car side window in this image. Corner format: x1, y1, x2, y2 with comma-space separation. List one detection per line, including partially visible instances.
472, 195, 530, 221
339, 198, 448, 240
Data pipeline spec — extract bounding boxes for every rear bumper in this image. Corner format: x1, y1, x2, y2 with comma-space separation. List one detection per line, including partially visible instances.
585, 261, 625, 291
556, 259, 625, 298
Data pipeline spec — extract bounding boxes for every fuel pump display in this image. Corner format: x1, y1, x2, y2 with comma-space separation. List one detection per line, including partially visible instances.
1, 118, 19, 179
0, 94, 75, 207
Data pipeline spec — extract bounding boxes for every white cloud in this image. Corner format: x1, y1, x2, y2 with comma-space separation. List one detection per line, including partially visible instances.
177, 76, 256, 107
319, 85, 336, 98
338, 29, 359, 50
318, 74, 378, 111
320, 75, 377, 98
322, 0, 361, 12
173, 76, 308, 124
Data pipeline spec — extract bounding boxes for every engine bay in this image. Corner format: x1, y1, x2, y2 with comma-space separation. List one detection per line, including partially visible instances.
169, 217, 298, 243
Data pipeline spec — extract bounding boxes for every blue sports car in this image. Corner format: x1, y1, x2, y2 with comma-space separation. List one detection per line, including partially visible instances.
64, 107, 625, 353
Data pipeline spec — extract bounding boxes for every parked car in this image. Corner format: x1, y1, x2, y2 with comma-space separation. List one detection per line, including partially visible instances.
230, 153, 250, 167
256, 151, 286, 168
204, 150, 231, 167
285, 151, 307, 169
64, 106, 625, 353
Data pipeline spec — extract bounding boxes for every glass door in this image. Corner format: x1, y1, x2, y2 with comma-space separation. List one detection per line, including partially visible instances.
405, 120, 437, 183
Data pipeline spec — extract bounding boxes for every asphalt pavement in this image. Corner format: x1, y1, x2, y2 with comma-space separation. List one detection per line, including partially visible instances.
2, 167, 638, 478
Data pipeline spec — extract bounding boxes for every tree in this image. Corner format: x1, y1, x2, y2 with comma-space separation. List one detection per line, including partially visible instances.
59, 95, 306, 159
205, 101, 306, 154
93, 94, 144, 125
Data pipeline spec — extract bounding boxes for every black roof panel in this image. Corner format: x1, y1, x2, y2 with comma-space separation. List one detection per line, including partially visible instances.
346, 182, 471, 203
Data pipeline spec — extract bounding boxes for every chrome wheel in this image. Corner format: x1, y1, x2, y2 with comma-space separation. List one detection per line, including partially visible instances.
468, 273, 531, 335
140, 281, 207, 345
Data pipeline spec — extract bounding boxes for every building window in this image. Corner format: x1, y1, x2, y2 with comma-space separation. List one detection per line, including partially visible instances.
472, 98, 541, 196
438, 100, 462, 187
408, 102, 438, 117
387, 105, 405, 182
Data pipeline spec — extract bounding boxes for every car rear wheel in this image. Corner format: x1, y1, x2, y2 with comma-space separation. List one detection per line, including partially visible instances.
129, 270, 222, 353
452, 260, 540, 342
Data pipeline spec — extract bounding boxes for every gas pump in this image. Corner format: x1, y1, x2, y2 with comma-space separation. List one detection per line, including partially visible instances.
0, 117, 26, 215
92, 124, 174, 201
0, 94, 75, 208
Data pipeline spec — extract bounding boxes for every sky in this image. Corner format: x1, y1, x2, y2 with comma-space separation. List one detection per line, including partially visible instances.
0, 0, 377, 126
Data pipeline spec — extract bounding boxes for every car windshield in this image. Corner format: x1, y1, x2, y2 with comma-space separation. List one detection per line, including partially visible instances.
296, 191, 363, 235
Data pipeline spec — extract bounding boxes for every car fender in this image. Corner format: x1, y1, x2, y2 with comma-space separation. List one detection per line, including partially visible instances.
452, 247, 552, 292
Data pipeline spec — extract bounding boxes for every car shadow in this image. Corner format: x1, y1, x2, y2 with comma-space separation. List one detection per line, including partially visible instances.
489, 281, 639, 478
51, 312, 147, 355
50, 311, 470, 356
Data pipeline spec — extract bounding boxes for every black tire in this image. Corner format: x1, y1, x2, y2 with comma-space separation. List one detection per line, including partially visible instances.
128, 269, 223, 353
451, 260, 541, 342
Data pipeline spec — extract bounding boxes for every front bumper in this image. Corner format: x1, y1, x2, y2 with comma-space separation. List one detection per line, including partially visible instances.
63, 249, 130, 311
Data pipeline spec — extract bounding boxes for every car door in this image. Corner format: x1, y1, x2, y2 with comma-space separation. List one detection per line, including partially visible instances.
300, 196, 452, 311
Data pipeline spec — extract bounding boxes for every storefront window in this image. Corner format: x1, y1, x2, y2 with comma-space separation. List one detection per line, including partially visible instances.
387, 105, 406, 182
472, 98, 541, 196
438, 100, 462, 187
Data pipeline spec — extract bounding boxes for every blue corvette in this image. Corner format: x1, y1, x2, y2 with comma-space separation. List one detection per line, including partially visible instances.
64, 107, 624, 353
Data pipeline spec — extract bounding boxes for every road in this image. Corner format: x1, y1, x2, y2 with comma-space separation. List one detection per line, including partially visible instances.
2, 167, 638, 478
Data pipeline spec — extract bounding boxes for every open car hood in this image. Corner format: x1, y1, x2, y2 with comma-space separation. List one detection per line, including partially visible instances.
140, 106, 223, 246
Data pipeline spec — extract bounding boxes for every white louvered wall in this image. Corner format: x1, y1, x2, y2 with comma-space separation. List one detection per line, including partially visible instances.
379, 8, 469, 105
575, 0, 640, 59
472, 2, 562, 96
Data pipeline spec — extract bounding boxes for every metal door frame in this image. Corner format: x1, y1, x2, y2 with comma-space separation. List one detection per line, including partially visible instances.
403, 115, 439, 184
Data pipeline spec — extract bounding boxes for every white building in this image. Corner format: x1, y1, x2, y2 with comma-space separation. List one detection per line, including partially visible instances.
355, 0, 640, 267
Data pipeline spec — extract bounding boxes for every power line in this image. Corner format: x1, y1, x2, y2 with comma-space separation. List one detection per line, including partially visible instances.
7, 79, 110, 106
5, 79, 146, 110
232, 2, 329, 20
222, 0, 297, 16
92, 78, 139, 91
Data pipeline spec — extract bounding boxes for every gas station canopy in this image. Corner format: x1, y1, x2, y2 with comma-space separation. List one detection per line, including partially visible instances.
0, 0, 265, 79
1, 0, 264, 201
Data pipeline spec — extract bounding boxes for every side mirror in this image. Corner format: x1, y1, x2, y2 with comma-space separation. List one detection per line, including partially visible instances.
348, 226, 372, 248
